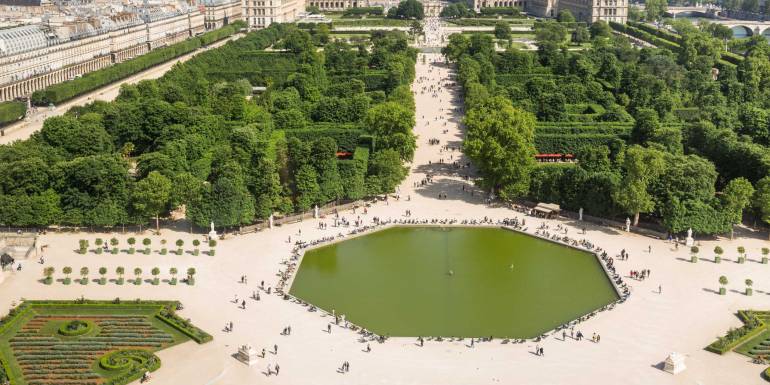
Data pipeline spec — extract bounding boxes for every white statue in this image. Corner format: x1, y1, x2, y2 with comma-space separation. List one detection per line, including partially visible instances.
663, 352, 686, 374
685, 228, 694, 247
235, 344, 259, 366
314, 205, 319, 219
579, 207, 583, 221
687, 228, 692, 239
269, 214, 274, 229
208, 221, 218, 240
625, 217, 631, 232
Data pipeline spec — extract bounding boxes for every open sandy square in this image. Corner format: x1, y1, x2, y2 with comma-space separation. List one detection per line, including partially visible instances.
1, 52, 768, 385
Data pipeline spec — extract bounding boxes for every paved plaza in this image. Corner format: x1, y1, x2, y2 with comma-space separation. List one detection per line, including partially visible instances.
1, 50, 769, 385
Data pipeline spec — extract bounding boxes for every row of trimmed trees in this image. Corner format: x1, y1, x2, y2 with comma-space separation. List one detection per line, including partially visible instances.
689, 246, 769, 264
79, 238, 216, 256
717, 276, 754, 296
43, 266, 196, 286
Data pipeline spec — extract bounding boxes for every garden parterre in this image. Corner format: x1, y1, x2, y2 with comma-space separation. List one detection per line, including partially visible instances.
0, 301, 209, 385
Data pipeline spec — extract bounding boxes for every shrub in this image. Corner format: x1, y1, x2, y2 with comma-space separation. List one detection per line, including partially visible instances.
0, 100, 26, 127
127, 237, 136, 254
78, 239, 89, 254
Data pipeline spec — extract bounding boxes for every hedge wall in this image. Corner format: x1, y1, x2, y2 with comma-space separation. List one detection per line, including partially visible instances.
284, 127, 364, 152
0, 100, 26, 127
30, 23, 242, 106
535, 133, 629, 153
343, 6, 384, 16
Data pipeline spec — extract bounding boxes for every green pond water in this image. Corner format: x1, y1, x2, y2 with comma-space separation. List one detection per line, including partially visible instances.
289, 226, 618, 338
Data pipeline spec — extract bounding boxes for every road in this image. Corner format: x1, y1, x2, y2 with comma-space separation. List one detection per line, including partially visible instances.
0, 34, 242, 145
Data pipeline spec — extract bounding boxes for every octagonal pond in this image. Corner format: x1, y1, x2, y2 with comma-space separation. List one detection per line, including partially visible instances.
289, 226, 618, 338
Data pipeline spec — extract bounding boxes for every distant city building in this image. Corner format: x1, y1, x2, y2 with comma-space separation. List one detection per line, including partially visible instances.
0, 3, 234, 102
306, 0, 367, 11
198, 0, 242, 29
474, 0, 627, 23
243, 0, 303, 29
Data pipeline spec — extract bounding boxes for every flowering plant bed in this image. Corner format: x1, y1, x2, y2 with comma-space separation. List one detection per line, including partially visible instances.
0, 300, 210, 385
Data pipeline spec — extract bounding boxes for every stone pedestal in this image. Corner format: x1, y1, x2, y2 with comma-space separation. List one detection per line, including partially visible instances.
236, 344, 259, 366
685, 236, 694, 247
663, 352, 686, 374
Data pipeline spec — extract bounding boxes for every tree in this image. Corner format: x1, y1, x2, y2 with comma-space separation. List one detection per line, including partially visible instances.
494, 22, 511, 40
170, 267, 178, 282
613, 146, 665, 226
572, 26, 590, 45
99, 267, 107, 281
131, 171, 172, 231
80, 267, 89, 284
557, 9, 575, 23
151, 267, 160, 284
63, 266, 72, 279
43, 266, 55, 283
645, 0, 668, 22
391, 0, 424, 19
409, 21, 423, 38
463, 96, 536, 199
718, 275, 728, 295
746, 278, 754, 295
187, 267, 196, 282
294, 165, 321, 212
721, 178, 755, 239
134, 267, 142, 281
590, 20, 611, 39
631, 109, 660, 144
116, 266, 124, 279
753, 176, 770, 239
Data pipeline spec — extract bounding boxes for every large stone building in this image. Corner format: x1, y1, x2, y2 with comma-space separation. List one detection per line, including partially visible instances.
199, 0, 243, 29
474, 0, 627, 23
0, 1, 242, 102
242, 0, 303, 29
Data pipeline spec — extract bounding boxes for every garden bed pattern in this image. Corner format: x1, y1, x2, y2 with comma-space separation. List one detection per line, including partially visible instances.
7, 315, 174, 385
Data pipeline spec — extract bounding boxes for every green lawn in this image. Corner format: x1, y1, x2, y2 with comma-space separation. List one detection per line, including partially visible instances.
0, 301, 209, 385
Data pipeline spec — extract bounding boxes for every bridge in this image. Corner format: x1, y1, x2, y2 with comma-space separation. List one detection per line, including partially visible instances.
665, 6, 716, 18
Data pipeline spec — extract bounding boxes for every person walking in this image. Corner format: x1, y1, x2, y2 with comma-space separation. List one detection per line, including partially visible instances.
267, 364, 272, 376
274, 344, 278, 354
275, 364, 280, 376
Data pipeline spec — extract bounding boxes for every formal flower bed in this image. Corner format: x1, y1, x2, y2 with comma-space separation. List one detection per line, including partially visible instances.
0, 300, 209, 385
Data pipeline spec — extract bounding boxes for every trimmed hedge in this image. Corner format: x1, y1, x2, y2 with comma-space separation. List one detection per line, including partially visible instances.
535, 133, 629, 153
0, 101, 26, 127
479, 7, 523, 16
706, 310, 766, 354
58, 319, 94, 336
156, 311, 212, 344
342, 6, 384, 16
30, 23, 243, 106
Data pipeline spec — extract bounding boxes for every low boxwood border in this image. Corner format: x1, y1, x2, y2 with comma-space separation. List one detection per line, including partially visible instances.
706, 310, 766, 354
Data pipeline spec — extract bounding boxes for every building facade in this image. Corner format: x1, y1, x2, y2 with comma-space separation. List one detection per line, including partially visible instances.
473, 0, 627, 23
306, 0, 364, 11
199, 0, 243, 29
243, 0, 303, 29
0, 9, 214, 102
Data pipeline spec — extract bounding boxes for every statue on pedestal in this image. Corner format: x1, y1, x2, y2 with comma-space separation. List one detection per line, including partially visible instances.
625, 217, 631, 232
685, 228, 694, 247
235, 344, 259, 366
208, 221, 218, 240
579, 207, 583, 221
269, 214, 274, 229
314, 205, 319, 219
